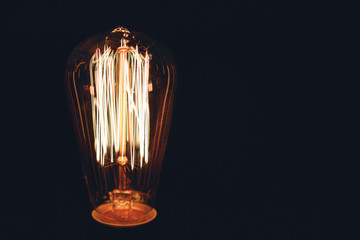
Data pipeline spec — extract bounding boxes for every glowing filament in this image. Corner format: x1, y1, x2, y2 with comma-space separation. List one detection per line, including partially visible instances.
89, 43, 150, 169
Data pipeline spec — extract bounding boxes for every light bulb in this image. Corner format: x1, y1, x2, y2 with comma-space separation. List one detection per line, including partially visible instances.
65, 26, 176, 227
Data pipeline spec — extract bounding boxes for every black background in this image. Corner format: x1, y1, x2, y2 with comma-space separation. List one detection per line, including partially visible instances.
2, 1, 318, 239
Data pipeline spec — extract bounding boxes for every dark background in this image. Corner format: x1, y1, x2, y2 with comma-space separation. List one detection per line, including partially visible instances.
2, 1, 318, 239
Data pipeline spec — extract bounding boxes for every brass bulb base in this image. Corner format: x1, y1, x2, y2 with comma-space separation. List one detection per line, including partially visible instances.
91, 202, 157, 227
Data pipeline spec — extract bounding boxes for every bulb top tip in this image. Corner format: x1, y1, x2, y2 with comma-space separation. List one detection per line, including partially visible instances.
111, 26, 131, 34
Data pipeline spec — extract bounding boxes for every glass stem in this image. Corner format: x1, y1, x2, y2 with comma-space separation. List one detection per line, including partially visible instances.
119, 165, 127, 190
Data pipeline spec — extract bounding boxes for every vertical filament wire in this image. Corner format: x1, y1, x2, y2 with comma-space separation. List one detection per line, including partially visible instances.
89, 43, 150, 169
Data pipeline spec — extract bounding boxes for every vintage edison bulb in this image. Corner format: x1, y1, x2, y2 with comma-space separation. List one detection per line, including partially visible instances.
65, 26, 176, 227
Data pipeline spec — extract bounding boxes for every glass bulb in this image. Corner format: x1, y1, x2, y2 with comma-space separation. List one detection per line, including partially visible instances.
65, 26, 176, 227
